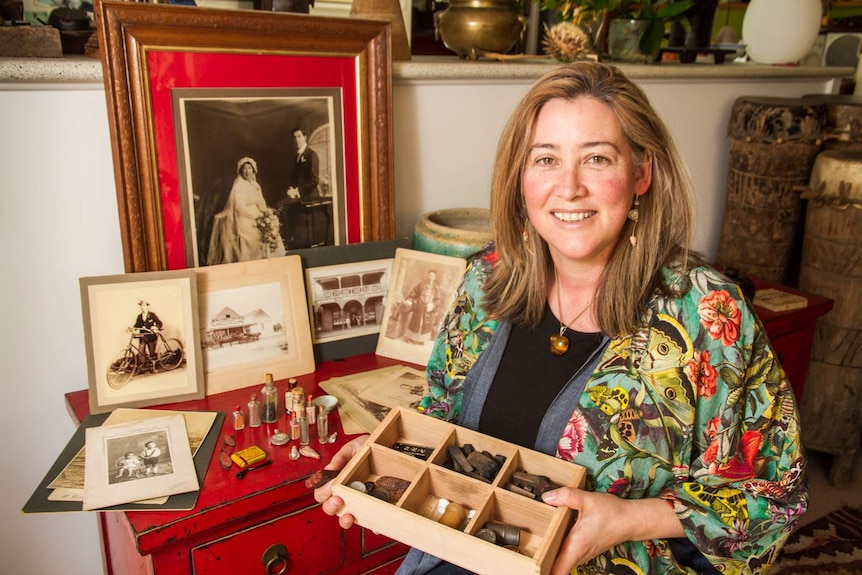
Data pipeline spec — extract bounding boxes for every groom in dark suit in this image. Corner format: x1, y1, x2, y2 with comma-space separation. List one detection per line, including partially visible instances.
286, 126, 320, 202
282, 126, 325, 247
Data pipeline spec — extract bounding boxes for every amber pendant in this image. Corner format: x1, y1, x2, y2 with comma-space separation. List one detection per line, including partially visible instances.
549, 333, 569, 356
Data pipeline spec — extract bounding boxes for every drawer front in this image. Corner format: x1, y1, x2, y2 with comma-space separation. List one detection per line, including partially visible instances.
362, 529, 399, 556
191, 503, 344, 574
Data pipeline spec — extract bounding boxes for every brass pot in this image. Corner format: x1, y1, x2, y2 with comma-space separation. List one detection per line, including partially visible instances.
434, 0, 524, 60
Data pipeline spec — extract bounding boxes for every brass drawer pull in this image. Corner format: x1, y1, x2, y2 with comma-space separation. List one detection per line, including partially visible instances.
261, 543, 290, 574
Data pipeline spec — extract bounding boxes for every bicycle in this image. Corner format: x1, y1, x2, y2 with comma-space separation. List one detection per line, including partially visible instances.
106, 327, 185, 389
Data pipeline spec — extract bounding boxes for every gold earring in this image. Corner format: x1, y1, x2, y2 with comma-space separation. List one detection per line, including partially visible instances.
522, 221, 535, 256
628, 197, 640, 248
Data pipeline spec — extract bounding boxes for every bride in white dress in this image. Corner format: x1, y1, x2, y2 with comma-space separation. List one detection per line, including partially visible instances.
207, 157, 286, 265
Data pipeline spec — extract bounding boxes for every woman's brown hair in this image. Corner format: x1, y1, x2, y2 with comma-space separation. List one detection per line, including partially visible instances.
483, 62, 693, 337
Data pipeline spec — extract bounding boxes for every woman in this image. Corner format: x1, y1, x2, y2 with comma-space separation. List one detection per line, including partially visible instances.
316, 62, 807, 575
207, 157, 285, 265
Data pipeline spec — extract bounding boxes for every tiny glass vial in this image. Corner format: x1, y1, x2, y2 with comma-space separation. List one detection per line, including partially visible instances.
232, 405, 245, 430
284, 389, 293, 415
291, 387, 305, 416
261, 373, 279, 424
299, 415, 310, 446
247, 393, 262, 428
317, 404, 329, 444
306, 394, 317, 425
290, 414, 301, 441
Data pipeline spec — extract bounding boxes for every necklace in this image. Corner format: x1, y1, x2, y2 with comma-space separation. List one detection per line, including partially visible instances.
549, 268, 593, 356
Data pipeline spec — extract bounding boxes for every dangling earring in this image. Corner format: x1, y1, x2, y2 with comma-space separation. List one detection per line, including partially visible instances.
522, 220, 535, 256
628, 196, 640, 248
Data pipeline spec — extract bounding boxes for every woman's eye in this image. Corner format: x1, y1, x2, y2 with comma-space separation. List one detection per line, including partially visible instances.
536, 156, 555, 166
588, 155, 608, 164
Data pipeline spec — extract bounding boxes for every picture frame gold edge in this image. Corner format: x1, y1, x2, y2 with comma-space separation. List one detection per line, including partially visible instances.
96, 0, 395, 273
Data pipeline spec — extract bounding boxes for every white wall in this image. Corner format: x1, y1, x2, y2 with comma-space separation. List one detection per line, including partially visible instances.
0, 86, 123, 574
0, 70, 838, 574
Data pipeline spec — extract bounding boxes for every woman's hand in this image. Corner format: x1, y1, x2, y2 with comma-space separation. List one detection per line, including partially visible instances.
541, 488, 685, 575
313, 435, 369, 529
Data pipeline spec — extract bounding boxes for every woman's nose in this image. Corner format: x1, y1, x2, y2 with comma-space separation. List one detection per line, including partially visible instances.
556, 164, 584, 198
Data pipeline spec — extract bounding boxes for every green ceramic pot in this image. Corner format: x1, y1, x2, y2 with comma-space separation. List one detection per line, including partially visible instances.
413, 208, 493, 258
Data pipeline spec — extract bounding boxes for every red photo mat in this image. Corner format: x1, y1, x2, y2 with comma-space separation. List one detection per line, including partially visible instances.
147, 50, 361, 270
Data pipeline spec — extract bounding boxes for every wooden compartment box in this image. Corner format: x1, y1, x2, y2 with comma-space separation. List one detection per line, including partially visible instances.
332, 407, 586, 575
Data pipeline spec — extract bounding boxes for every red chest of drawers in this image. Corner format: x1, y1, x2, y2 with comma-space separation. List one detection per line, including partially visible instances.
65, 354, 410, 575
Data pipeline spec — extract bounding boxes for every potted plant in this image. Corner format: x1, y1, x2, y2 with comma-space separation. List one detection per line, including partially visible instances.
542, 0, 695, 60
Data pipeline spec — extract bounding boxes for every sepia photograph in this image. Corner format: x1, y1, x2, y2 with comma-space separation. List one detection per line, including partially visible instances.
305, 258, 394, 345
47, 408, 218, 505
82, 414, 198, 511
376, 248, 467, 366
196, 256, 315, 395
80, 270, 204, 415
174, 88, 346, 267
359, 366, 428, 412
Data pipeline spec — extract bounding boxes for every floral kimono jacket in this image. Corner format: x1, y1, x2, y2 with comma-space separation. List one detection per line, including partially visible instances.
416, 248, 808, 575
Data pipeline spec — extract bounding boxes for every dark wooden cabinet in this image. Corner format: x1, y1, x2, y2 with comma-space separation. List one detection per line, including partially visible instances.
66, 354, 410, 575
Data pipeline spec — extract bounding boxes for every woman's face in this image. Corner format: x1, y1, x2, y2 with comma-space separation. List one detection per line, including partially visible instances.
240, 162, 255, 180
522, 96, 651, 269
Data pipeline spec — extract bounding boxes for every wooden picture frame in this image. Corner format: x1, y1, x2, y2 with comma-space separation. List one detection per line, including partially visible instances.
195, 255, 316, 396
97, 0, 395, 272
80, 269, 205, 415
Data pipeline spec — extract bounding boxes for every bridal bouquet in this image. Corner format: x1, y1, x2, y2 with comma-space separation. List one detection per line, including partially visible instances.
255, 208, 282, 252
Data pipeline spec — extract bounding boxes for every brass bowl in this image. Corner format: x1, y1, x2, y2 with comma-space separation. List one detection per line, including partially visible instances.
434, 0, 524, 60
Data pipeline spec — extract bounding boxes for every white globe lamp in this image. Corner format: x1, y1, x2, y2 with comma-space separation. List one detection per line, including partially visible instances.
742, 0, 822, 65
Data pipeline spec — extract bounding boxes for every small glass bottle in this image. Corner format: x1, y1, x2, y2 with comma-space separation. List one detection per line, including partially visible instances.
306, 394, 317, 425
291, 387, 305, 417
284, 389, 293, 416
232, 405, 245, 430
290, 414, 301, 441
261, 373, 279, 424
299, 414, 310, 446
317, 404, 329, 444
247, 393, 262, 428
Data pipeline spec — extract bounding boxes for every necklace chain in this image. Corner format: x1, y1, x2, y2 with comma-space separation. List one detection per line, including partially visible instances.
555, 267, 593, 336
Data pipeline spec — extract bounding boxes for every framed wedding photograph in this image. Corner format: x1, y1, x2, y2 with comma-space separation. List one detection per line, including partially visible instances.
82, 413, 198, 511
174, 87, 347, 265
80, 270, 205, 415
97, 0, 395, 272
376, 248, 467, 366
291, 238, 409, 362
196, 255, 315, 395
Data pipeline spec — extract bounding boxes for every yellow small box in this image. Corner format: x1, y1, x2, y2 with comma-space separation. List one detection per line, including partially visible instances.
230, 445, 267, 468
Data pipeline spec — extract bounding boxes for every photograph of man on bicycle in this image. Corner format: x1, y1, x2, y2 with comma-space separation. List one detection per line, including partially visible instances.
104, 299, 185, 390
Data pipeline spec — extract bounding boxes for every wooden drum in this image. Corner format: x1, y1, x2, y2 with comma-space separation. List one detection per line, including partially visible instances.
715, 96, 826, 283
798, 149, 862, 487
803, 93, 862, 152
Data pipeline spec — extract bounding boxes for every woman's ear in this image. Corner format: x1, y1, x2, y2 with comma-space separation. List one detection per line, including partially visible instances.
635, 153, 653, 196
